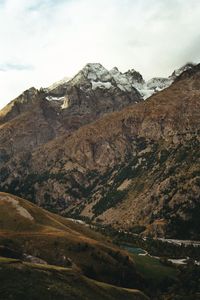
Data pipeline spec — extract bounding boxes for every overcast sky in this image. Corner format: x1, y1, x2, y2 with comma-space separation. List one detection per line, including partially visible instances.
1, 0, 200, 109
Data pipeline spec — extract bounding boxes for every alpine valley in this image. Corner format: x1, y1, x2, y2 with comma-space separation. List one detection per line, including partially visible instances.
0, 62, 200, 299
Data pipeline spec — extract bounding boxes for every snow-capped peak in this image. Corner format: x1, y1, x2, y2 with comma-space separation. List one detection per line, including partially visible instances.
45, 62, 197, 107
47, 76, 70, 91
69, 63, 144, 94
109, 67, 137, 92
109, 67, 121, 76
82, 63, 112, 82
170, 63, 195, 79
139, 63, 196, 99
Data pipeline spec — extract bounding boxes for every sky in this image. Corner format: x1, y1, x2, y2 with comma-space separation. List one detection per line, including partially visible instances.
0, 0, 200, 109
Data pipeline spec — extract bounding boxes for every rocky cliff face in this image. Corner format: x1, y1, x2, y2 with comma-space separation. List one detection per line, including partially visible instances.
0, 62, 199, 239
0, 63, 142, 163
46, 63, 143, 115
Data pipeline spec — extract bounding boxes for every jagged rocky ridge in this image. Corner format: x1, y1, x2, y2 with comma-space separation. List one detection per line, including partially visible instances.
0, 62, 199, 239
45, 63, 143, 112
46, 62, 194, 101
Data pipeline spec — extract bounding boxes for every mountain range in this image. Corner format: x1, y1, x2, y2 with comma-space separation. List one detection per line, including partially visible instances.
0, 62, 199, 239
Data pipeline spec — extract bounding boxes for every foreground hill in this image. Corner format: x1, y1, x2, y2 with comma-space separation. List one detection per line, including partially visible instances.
0, 192, 145, 291
0, 63, 199, 238
1, 193, 199, 299
0, 257, 148, 300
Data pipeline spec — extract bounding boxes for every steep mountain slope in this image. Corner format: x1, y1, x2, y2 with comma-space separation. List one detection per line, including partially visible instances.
0, 192, 146, 291
0, 62, 199, 239
0, 63, 142, 171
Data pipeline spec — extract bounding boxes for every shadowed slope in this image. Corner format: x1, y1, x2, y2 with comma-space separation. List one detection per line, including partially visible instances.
0, 192, 145, 290
0, 257, 148, 300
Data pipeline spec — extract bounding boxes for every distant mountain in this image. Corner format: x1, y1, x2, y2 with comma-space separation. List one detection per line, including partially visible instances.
45, 62, 195, 101
0, 62, 199, 239
0, 63, 193, 126
45, 63, 143, 114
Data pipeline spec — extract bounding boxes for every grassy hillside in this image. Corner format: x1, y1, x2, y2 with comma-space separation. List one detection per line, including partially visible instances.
0, 257, 148, 300
0, 192, 144, 290
1, 194, 199, 299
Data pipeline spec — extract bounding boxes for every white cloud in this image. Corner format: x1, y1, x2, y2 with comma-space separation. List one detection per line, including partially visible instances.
0, 0, 200, 109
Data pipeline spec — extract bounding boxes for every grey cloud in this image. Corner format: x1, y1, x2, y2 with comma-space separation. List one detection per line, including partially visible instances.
0, 63, 34, 72
1, 0, 200, 107
127, 39, 149, 48
28, 0, 70, 12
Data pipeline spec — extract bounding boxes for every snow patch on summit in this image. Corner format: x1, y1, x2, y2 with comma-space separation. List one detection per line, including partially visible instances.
110, 68, 133, 92
83, 63, 112, 82
171, 63, 194, 78
82, 63, 144, 94
138, 77, 173, 99
79, 63, 175, 98
45, 62, 196, 107
92, 81, 112, 90
46, 96, 65, 102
